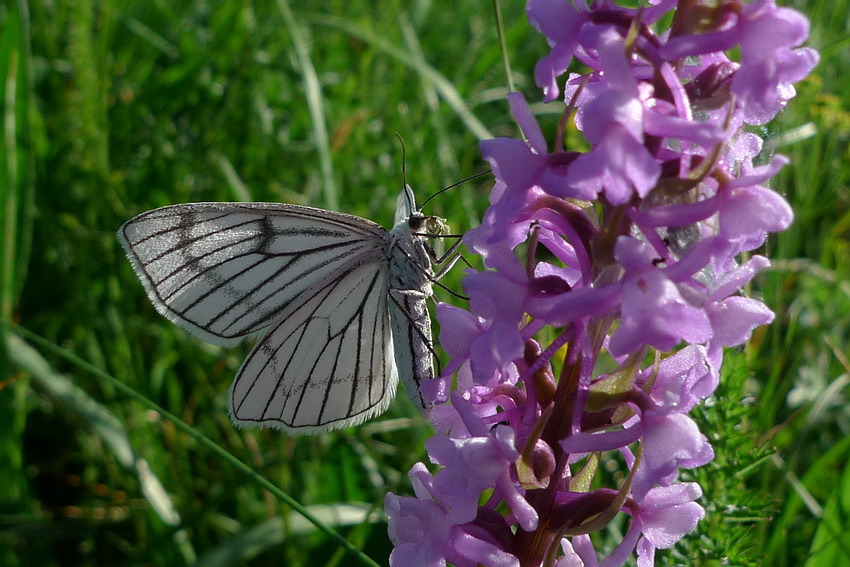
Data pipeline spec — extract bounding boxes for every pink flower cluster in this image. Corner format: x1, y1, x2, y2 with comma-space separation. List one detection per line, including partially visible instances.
387, 1, 817, 565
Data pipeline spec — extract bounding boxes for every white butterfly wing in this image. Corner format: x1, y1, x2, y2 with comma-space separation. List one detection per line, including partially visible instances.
120, 195, 444, 433
230, 259, 399, 432
118, 202, 388, 345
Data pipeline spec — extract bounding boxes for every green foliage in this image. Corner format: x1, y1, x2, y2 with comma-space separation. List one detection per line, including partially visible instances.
663, 352, 777, 566
2, 0, 847, 566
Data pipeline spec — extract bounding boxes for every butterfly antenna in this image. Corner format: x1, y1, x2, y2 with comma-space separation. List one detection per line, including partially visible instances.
395, 132, 408, 191
419, 169, 492, 211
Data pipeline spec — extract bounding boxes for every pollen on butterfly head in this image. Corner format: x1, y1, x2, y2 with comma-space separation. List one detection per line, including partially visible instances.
425, 216, 449, 236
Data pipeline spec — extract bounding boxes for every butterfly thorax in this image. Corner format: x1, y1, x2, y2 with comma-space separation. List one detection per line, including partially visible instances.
387, 216, 435, 294
386, 211, 444, 409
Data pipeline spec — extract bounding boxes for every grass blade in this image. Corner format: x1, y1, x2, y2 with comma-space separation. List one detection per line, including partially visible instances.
7, 332, 198, 564
305, 12, 493, 141
7, 323, 381, 567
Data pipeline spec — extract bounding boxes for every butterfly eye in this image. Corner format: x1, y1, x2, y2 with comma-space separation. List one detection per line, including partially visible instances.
408, 213, 426, 231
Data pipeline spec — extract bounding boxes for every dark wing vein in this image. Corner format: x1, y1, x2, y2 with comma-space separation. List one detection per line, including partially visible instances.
284, 267, 381, 425
118, 202, 388, 345
230, 260, 395, 432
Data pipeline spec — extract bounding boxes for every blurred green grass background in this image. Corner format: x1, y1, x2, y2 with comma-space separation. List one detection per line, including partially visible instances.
1, 1, 848, 566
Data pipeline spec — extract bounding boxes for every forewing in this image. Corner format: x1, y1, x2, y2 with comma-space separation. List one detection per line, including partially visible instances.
394, 184, 416, 226
229, 260, 398, 432
118, 202, 387, 345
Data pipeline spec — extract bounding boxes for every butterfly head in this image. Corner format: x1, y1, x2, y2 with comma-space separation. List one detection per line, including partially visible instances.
395, 184, 449, 236
408, 212, 449, 236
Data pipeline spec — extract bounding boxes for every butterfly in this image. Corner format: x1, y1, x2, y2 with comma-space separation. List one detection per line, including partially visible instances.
118, 185, 456, 433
